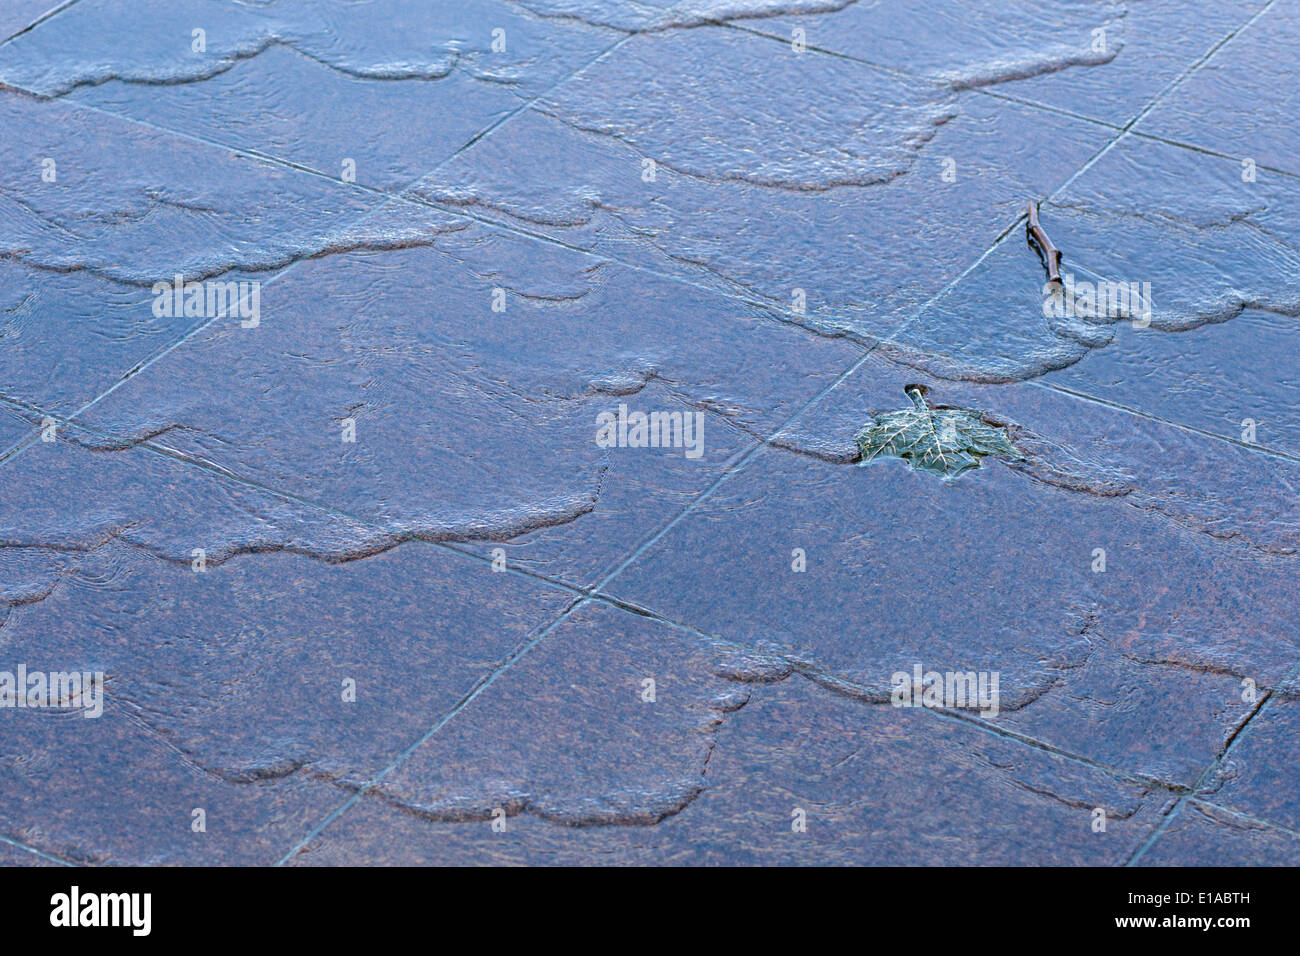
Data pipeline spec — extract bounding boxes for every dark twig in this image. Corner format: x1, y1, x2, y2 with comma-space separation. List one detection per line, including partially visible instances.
1026, 202, 1062, 285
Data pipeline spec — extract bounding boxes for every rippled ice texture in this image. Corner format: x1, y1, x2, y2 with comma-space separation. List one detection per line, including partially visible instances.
0, 0, 1296, 866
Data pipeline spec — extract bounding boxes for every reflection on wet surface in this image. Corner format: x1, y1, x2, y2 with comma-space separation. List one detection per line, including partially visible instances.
0, 0, 1296, 865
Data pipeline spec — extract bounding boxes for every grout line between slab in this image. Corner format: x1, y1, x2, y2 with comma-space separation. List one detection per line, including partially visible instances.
0, 30, 637, 474
717, 2, 1300, 182
2, 0, 1291, 866
5, 381, 1291, 864
0, 0, 82, 48
0, 831, 76, 866
1188, 797, 1300, 842
0, 16, 1289, 470
1126, 658, 1300, 865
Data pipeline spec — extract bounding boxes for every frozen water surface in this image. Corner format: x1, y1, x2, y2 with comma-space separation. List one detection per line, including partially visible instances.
0, 0, 1296, 865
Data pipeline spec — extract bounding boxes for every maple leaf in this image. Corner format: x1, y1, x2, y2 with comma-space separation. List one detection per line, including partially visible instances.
855, 386, 1024, 479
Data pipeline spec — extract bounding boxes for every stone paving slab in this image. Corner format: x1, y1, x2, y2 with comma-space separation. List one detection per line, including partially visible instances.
351, 601, 748, 828
0, 258, 269, 418
55, 213, 860, 588
1137, 0, 1300, 177
0, 401, 35, 452
0, 89, 433, 287
1036, 138, 1298, 462
0, 430, 580, 653
0, 94, 465, 425
291, 648, 1175, 865
0, 442, 579, 863
0, 87, 433, 415
0, 1, 58, 43
603, 350, 1300, 789
0, 704, 344, 865
408, 27, 1113, 343
0, 537, 572, 791
1044, 309, 1299, 458
0, 0, 623, 192
0, 839, 59, 866
0, 0, 622, 98
1137, 801, 1300, 866
891, 135, 1300, 427
1194, 695, 1300, 834
748, 0, 1268, 128
0, 0, 1293, 867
